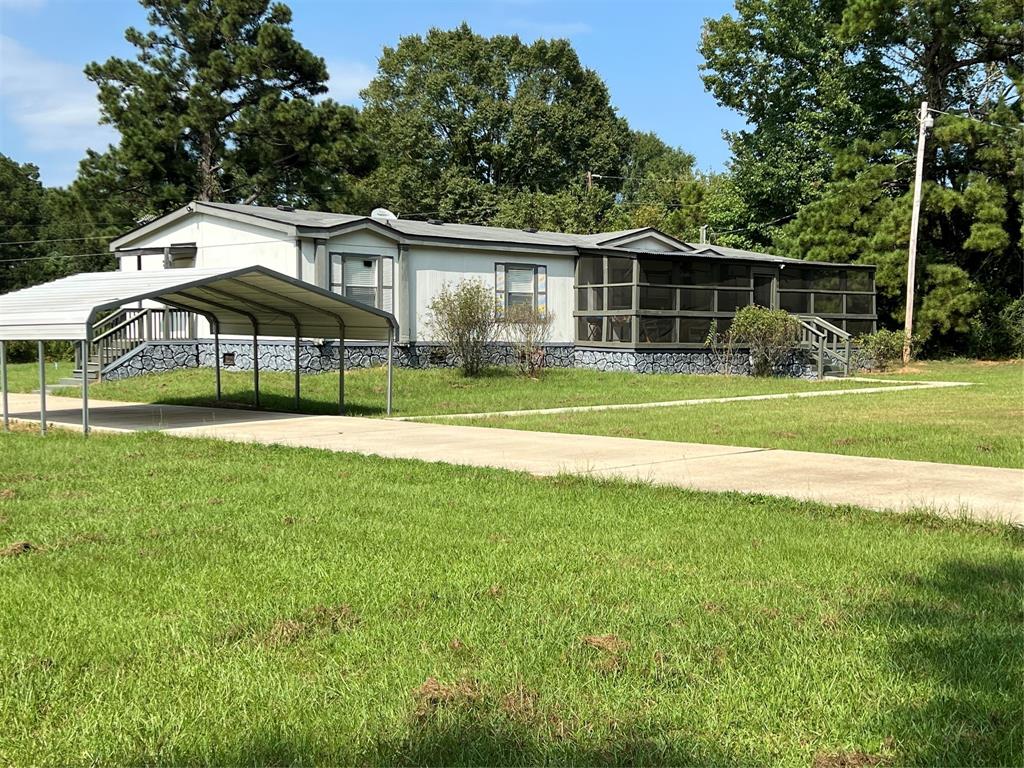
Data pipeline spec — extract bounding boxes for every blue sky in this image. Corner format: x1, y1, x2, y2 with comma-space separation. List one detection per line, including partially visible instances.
0, 0, 745, 188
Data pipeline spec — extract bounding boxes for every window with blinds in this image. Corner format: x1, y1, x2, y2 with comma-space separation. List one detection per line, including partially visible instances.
494, 263, 546, 317
329, 252, 393, 311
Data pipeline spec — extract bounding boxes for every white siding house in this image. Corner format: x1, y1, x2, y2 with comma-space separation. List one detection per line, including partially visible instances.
110, 202, 595, 344
108, 201, 876, 375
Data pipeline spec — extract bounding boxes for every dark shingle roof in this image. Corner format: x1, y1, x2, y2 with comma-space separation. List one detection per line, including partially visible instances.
200, 202, 650, 250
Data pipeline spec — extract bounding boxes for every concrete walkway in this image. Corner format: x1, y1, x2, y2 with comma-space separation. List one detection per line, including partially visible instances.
4, 393, 1022, 525
401, 377, 970, 421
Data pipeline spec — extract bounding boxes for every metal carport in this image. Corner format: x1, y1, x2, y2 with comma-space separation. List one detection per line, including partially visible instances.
0, 265, 398, 434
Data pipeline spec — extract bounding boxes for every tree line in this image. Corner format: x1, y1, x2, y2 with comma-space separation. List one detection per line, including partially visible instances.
1, 0, 1020, 355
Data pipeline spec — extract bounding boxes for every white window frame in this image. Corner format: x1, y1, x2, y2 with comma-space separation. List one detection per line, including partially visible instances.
495, 262, 546, 318
329, 251, 394, 311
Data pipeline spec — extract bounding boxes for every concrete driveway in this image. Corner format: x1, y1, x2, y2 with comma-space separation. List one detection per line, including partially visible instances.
5, 393, 1022, 525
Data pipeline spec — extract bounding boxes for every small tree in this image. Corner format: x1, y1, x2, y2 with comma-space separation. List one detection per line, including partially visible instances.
503, 304, 554, 378
730, 305, 799, 376
854, 329, 907, 371
425, 279, 499, 376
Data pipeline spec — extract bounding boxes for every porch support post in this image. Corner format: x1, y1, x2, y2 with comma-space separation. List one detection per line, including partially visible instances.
252, 323, 260, 408
37, 341, 46, 436
338, 320, 345, 416
213, 322, 222, 401
386, 329, 394, 416
294, 327, 301, 411
0, 340, 8, 432
81, 340, 90, 435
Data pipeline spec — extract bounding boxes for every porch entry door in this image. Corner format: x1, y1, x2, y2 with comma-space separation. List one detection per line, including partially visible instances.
752, 270, 778, 309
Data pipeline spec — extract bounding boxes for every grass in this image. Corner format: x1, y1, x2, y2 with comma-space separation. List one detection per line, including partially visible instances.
9, 362, 893, 418
0, 428, 1021, 766
441, 360, 1024, 469
3, 360, 72, 394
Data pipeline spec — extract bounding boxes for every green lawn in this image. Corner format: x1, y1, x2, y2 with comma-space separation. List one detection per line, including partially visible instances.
0, 428, 1020, 766
442, 360, 1024, 469
3, 360, 73, 393
18, 362, 891, 417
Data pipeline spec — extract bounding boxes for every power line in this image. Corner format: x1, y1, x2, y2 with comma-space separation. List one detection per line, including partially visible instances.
708, 213, 797, 237
927, 107, 1024, 130
0, 234, 114, 247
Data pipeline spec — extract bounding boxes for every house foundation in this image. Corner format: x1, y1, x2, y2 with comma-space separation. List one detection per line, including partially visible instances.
99, 339, 817, 380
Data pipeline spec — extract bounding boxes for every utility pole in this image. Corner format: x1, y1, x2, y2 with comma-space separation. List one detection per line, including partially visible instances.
585, 171, 592, 192
699, 225, 708, 245
903, 100, 933, 366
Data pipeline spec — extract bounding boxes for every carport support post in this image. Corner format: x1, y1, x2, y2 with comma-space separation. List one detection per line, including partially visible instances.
338, 321, 345, 416
37, 341, 46, 436
80, 340, 90, 435
386, 331, 393, 416
0, 340, 8, 432
213, 325, 222, 401
252, 327, 260, 408
294, 332, 301, 411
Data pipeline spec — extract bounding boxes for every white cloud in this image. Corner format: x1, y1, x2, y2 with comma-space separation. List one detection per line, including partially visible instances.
325, 60, 374, 105
0, 34, 115, 154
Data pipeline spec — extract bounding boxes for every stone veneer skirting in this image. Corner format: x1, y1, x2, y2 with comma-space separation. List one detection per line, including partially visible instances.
100, 340, 816, 380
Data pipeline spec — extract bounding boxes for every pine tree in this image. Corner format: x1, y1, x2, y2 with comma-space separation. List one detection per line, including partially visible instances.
81, 0, 369, 220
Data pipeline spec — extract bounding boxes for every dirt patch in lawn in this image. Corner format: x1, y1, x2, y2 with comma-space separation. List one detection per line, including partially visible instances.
1, 540, 36, 557
413, 676, 481, 717
581, 634, 628, 654
262, 603, 360, 646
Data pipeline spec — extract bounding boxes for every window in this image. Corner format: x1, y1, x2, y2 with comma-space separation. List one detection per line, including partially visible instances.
330, 252, 393, 311
495, 263, 546, 315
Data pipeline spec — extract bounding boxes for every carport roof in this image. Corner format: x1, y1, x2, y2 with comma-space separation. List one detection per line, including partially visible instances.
0, 266, 397, 341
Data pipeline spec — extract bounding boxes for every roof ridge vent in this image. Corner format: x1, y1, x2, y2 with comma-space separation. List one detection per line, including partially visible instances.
427, 218, 444, 225
522, 227, 539, 233
276, 204, 295, 212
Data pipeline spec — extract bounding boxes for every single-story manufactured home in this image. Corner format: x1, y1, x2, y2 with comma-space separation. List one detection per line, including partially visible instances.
105, 201, 876, 376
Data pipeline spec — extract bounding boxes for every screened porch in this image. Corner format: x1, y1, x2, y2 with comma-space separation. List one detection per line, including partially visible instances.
573, 251, 877, 349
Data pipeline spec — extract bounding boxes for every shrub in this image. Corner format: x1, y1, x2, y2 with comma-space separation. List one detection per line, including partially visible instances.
1000, 297, 1024, 358
425, 279, 499, 377
4, 340, 75, 363
503, 304, 554, 378
729, 305, 799, 376
854, 328, 906, 371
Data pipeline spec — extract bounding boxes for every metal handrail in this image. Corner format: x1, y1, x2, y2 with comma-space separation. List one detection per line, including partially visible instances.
85, 306, 199, 382
795, 314, 853, 377
797, 314, 851, 340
